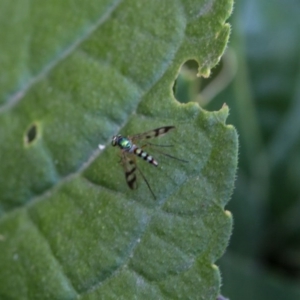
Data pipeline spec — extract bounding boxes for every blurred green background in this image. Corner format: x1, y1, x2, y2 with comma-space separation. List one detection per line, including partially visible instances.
175, 1, 300, 299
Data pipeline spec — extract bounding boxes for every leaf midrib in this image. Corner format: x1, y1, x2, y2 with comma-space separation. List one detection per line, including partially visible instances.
0, 0, 123, 114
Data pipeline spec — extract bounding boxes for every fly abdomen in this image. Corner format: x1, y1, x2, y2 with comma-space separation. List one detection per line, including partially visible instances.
134, 147, 158, 166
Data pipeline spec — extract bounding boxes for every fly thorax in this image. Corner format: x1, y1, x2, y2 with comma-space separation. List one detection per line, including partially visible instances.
119, 137, 133, 151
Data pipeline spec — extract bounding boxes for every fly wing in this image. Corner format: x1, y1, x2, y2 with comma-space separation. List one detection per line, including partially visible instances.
121, 153, 137, 190
121, 153, 156, 199
130, 126, 175, 142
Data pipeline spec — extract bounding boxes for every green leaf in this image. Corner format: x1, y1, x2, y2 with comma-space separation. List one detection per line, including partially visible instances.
0, 1, 236, 299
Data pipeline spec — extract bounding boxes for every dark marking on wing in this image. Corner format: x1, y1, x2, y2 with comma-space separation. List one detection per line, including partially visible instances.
130, 126, 175, 141
153, 126, 174, 137
122, 154, 137, 190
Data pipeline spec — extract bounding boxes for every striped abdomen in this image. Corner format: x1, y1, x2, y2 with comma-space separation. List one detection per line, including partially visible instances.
133, 146, 158, 166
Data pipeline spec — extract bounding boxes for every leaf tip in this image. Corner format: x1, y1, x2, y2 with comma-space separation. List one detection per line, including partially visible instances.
224, 210, 232, 218
198, 66, 211, 78
215, 103, 230, 124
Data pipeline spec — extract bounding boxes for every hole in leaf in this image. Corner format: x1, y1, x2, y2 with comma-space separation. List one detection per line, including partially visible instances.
25, 123, 38, 145
173, 50, 237, 107
173, 60, 200, 104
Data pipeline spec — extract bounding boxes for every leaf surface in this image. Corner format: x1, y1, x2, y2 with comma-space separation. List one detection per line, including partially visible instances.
0, 0, 236, 299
